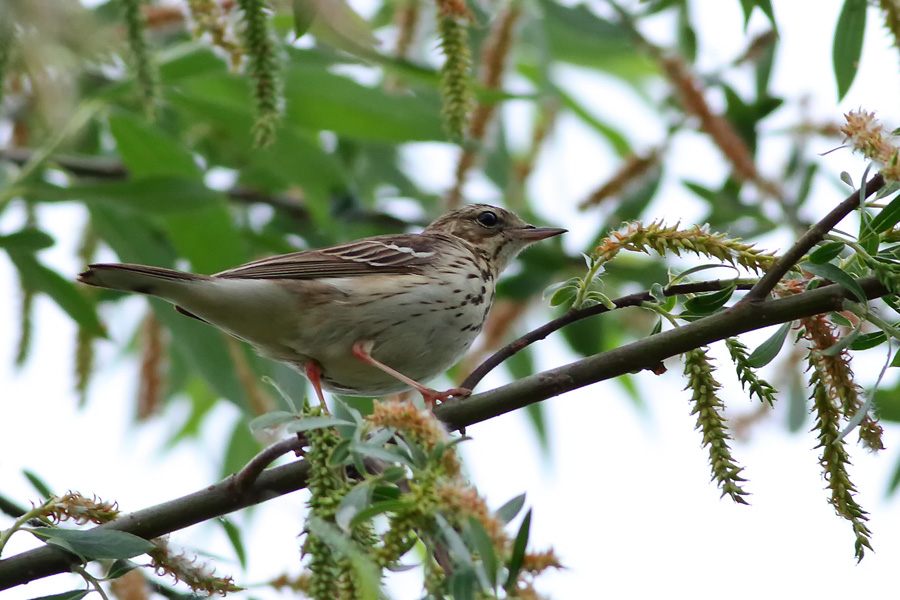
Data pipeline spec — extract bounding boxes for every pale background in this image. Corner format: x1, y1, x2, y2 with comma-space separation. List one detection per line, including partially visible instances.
3, 1, 900, 598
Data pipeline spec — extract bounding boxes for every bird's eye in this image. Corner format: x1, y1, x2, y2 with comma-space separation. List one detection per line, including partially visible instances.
476, 210, 500, 228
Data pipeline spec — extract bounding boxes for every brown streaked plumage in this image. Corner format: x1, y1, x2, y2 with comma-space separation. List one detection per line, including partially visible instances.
78, 204, 566, 405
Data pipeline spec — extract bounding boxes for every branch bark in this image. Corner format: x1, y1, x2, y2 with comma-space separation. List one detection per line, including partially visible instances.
0, 461, 310, 589
742, 173, 884, 302
0, 275, 888, 590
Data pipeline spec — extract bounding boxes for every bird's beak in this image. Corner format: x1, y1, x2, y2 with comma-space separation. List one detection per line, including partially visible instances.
515, 225, 567, 241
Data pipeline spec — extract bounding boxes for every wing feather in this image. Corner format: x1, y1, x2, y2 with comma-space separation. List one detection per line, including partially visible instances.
215, 235, 439, 280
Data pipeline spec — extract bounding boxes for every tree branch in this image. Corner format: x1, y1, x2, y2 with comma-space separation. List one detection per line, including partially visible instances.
742, 173, 885, 302
460, 280, 756, 391
440, 276, 887, 429
0, 276, 888, 590
0, 460, 310, 589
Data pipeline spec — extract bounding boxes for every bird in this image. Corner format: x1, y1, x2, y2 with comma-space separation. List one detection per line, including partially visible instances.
78, 204, 566, 407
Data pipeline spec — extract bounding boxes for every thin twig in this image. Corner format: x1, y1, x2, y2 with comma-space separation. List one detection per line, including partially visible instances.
441, 276, 889, 430
460, 279, 755, 391
230, 436, 305, 493
742, 174, 885, 302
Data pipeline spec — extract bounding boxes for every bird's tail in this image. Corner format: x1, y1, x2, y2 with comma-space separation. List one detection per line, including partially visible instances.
78, 264, 206, 297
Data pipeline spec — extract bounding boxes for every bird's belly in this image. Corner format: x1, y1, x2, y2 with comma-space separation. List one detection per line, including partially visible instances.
283, 275, 493, 396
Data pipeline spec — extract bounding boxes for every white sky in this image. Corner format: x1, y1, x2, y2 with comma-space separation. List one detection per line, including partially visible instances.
4, 0, 900, 599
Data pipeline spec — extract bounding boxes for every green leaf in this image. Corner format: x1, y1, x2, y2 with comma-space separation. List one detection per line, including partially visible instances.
350, 441, 414, 468
550, 284, 577, 307
448, 567, 478, 600
682, 284, 736, 314
537, 0, 655, 80
467, 517, 499, 589
348, 499, 409, 530
808, 241, 846, 264
23, 470, 54, 499
820, 323, 862, 357
31, 528, 155, 560
218, 517, 247, 569
248, 410, 298, 433
0, 228, 55, 252
7, 252, 105, 338
107, 111, 200, 179
285, 416, 355, 433
668, 264, 737, 286
106, 559, 140, 579
164, 203, 248, 274
870, 192, 900, 233
372, 483, 402, 501
850, 331, 887, 351
739, 0, 777, 28
336, 481, 372, 532
434, 513, 474, 567
802, 261, 867, 305
27, 591, 90, 600
497, 493, 526, 525
328, 439, 352, 467
505, 508, 532, 592
550, 84, 632, 156
292, 0, 317, 38
874, 387, 900, 422
28, 178, 225, 214
832, 0, 867, 101
746, 322, 792, 368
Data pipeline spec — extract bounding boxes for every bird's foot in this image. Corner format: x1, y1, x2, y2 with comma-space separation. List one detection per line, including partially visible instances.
419, 386, 472, 409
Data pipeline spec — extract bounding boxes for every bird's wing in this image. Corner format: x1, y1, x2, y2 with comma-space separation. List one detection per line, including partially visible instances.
215, 234, 442, 280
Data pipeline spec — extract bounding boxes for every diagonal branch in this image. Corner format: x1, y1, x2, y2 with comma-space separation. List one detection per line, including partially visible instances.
460, 279, 755, 391
0, 275, 888, 590
441, 276, 888, 429
742, 173, 885, 302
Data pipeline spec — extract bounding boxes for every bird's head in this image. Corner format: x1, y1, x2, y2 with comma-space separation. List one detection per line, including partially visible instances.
425, 204, 566, 274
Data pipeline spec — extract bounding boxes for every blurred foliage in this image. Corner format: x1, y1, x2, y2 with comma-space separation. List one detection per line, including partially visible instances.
3, 0, 900, 595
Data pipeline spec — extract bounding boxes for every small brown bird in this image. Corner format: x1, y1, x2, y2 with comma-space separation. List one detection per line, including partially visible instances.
78, 204, 565, 406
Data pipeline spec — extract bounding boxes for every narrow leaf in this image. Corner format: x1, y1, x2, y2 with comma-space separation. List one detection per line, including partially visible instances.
285, 416, 355, 433
30, 528, 155, 560
808, 241, 846, 264
23, 470, 54, 499
802, 261, 867, 305
27, 591, 90, 600
496, 493, 526, 525
746, 322, 792, 368
348, 499, 409, 530
335, 482, 372, 532
832, 0, 867, 100
850, 331, 887, 351
683, 284, 736, 314
820, 323, 862, 357
505, 509, 532, 592
870, 192, 900, 233
8, 252, 105, 338
467, 517, 499, 589
0, 229, 55, 252
248, 411, 298, 433
106, 559, 140, 579
218, 517, 247, 569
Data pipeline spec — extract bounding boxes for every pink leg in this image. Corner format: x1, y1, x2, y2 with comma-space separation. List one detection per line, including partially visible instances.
351, 341, 471, 408
305, 362, 328, 407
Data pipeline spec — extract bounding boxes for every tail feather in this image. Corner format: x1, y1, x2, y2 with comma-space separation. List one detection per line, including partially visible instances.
78, 263, 205, 296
